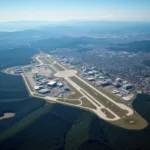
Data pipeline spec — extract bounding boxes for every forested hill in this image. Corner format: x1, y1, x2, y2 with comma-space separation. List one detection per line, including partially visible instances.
0, 47, 37, 70
30, 37, 107, 51
108, 40, 150, 52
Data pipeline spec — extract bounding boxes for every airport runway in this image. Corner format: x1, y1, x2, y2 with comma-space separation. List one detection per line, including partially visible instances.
21, 54, 134, 121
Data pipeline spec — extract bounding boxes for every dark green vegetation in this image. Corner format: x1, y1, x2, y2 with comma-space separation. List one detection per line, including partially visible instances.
0, 64, 149, 148
0, 104, 92, 150
0, 73, 28, 99
31, 37, 106, 52
0, 94, 150, 150
1, 22, 150, 149
0, 97, 46, 140
0, 72, 46, 140
0, 38, 149, 150
109, 40, 150, 52
0, 46, 37, 99
0, 47, 37, 70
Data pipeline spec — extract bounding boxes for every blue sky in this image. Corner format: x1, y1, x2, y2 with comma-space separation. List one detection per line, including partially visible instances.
0, 0, 150, 22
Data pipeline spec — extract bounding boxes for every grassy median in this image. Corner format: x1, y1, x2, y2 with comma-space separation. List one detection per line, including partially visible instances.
70, 76, 128, 117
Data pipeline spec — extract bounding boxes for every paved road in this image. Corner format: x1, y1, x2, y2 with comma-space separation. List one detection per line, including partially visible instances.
22, 54, 134, 121
63, 76, 120, 121
75, 75, 133, 116
52, 54, 133, 116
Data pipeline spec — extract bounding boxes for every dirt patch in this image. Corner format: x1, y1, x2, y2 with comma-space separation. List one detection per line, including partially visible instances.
0, 113, 15, 120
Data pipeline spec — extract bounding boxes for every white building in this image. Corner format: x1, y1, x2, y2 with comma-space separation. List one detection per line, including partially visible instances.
88, 71, 95, 75
87, 77, 95, 81
47, 81, 57, 87
38, 89, 50, 94
34, 86, 42, 90
57, 82, 63, 87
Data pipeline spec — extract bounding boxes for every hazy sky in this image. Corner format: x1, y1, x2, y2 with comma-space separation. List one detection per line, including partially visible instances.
0, 0, 150, 22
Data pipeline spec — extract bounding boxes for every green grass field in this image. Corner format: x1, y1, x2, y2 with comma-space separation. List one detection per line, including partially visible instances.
111, 112, 148, 130
24, 75, 34, 92
57, 99, 81, 105
53, 63, 65, 71
77, 73, 129, 105
47, 65, 56, 74
80, 90, 101, 107
80, 97, 97, 110
70, 76, 128, 117
66, 82, 82, 99
101, 108, 115, 119
4, 68, 13, 74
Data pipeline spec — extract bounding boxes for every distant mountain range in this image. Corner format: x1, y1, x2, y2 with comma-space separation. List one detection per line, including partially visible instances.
0, 20, 150, 53
0, 20, 150, 34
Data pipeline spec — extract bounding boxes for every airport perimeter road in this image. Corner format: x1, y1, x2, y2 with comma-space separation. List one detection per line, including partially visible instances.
74, 75, 134, 116
22, 74, 35, 95
34, 54, 134, 121
47, 54, 134, 115
36, 56, 44, 65
55, 70, 122, 121
22, 68, 119, 121
64, 76, 120, 121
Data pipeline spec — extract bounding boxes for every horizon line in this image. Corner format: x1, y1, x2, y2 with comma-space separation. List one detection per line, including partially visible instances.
0, 19, 150, 23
